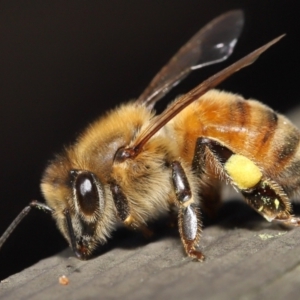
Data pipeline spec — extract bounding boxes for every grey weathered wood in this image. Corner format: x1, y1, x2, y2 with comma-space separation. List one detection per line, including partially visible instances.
1, 203, 300, 300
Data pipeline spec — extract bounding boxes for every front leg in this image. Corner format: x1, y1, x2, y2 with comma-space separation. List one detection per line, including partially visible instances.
110, 180, 153, 238
171, 161, 204, 261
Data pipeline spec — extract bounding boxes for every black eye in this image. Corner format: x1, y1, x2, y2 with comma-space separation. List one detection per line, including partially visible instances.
75, 172, 100, 215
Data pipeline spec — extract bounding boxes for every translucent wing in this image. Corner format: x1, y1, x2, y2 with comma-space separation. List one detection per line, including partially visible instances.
135, 10, 244, 110
132, 35, 284, 155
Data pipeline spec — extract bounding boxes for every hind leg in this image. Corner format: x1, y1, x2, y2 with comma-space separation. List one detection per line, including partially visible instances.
197, 137, 300, 225
192, 137, 222, 218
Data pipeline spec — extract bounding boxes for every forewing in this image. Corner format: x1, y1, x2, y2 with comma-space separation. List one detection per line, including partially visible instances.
133, 35, 284, 153
136, 10, 244, 110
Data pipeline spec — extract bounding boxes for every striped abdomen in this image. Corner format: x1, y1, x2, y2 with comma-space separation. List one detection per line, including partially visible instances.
172, 89, 300, 195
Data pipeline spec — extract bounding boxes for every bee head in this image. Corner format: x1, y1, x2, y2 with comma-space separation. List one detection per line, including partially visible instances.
41, 155, 116, 260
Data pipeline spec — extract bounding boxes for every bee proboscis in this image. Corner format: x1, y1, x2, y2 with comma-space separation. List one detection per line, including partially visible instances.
1, 10, 297, 262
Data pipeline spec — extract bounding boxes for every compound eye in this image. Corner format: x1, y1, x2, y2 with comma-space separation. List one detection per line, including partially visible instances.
75, 172, 99, 215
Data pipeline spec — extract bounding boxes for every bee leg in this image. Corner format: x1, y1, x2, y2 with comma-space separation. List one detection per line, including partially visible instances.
192, 138, 222, 218
171, 161, 204, 261
240, 179, 295, 224
110, 180, 153, 238
199, 137, 295, 224
274, 215, 300, 227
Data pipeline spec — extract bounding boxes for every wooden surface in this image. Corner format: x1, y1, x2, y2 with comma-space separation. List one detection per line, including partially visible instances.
1, 198, 300, 300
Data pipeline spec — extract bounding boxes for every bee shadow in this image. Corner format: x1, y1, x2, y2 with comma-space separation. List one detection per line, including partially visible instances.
91, 219, 180, 258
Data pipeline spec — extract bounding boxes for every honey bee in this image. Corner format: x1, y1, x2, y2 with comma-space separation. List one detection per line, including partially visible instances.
0, 10, 298, 262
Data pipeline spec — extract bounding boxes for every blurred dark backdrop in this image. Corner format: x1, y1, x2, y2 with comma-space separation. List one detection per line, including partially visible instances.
0, 0, 299, 280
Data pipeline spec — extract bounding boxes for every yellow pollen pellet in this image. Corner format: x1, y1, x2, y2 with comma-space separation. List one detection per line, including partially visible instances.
224, 154, 262, 189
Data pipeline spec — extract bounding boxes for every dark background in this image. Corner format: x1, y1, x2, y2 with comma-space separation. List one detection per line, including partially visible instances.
0, 0, 299, 280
